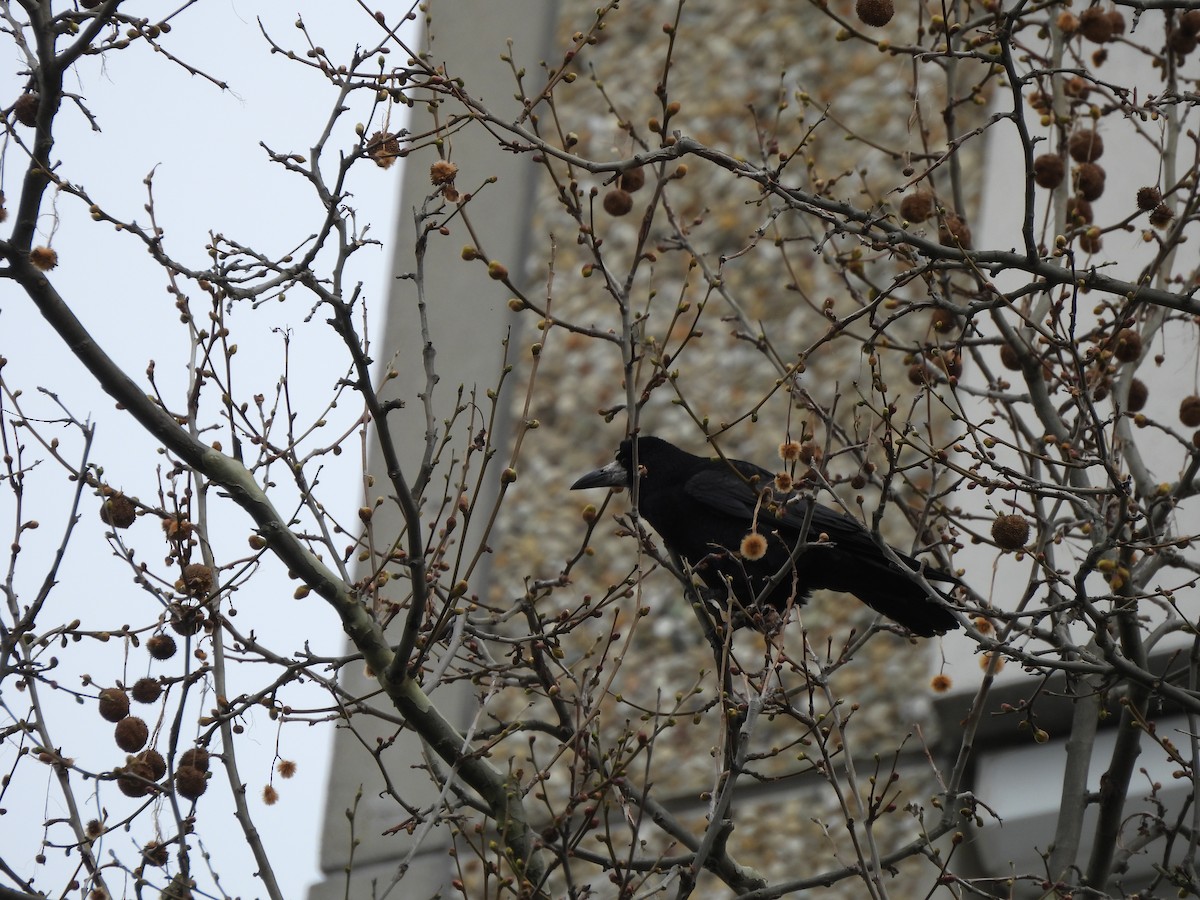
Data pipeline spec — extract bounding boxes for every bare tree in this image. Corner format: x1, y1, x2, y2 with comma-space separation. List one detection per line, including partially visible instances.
4, 1, 1200, 897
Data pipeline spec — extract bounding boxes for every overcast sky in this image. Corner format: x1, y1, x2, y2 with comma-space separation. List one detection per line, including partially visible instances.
2, 5, 415, 896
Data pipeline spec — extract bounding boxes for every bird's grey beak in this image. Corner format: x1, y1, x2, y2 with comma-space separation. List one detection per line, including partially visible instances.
571, 459, 629, 490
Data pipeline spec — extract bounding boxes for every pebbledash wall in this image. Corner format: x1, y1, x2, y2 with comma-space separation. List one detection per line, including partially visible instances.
310, 2, 983, 897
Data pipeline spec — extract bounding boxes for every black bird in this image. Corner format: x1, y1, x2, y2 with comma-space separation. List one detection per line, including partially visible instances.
571, 435, 959, 637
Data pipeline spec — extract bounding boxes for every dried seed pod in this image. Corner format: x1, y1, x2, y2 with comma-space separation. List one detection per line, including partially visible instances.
180, 747, 210, 773
938, 212, 972, 248
1136, 186, 1162, 211
602, 189, 633, 216
12, 93, 39, 127
98, 688, 130, 723
900, 190, 935, 222
1033, 154, 1065, 189
992, 514, 1031, 550
930, 307, 958, 332
619, 167, 646, 193
1078, 7, 1114, 43
114, 716, 149, 753
181, 563, 214, 596
1149, 204, 1174, 229
1066, 196, 1094, 226
147, 633, 178, 660
174, 765, 208, 800
169, 603, 205, 636
99, 493, 137, 528
1078, 228, 1103, 254
1127, 378, 1148, 411
1073, 162, 1106, 201
1068, 129, 1104, 163
1112, 328, 1142, 363
131, 677, 162, 704
855, 0, 894, 27
999, 343, 1022, 371
1181, 395, 1200, 427
138, 748, 167, 781
117, 760, 155, 798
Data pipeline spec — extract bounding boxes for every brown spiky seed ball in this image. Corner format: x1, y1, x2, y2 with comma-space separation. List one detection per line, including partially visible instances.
1183, 9, 1200, 37
1078, 229, 1102, 254
900, 190, 935, 222
147, 633, 178, 660
1149, 204, 1174, 229
1033, 154, 1064, 189
169, 603, 204, 636
740, 532, 768, 561
29, 246, 58, 271
131, 677, 162, 704
1169, 28, 1197, 56
428, 159, 457, 185
1078, 7, 1113, 43
99, 493, 136, 528
1107, 10, 1127, 36
1067, 196, 1094, 224
181, 563, 214, 596
992, 514, 1031, 550
1127, 378, 1148, 411
117, 760, 155, 798
174, 765, 208, 800
938, 212, 972, 248
908, 363, 932, 385
114, 716, 149, 752
931, 307, 958, 332
1068, 129, 1104, 163
619, 167, 646, 193
1136, 186, 1162, 211
1112, 328, 1142, 363
367, 132, 401, 169
1073, 163, 1106, 201
13, 93, 39, 127
142, 843, 169, 867
855, 0, 894, 26
98, 688, 130, 723
1000, 343, 1022, 371
1181, 396, 1200, 427
138, 748, 167, 781
180, 747, 210, 773
602, 189, 633, 216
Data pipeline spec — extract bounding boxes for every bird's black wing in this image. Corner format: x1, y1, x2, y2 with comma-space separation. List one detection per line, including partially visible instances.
682, 459, 954, 582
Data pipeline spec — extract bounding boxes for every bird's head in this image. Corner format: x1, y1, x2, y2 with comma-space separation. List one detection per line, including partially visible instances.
570, 438, 636, 490
572, 435, 682, 491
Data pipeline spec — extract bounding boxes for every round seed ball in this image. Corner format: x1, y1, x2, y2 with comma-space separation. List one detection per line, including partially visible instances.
602, 189, 633, 216
114, 716, 149, 753
1079, 7, 1113, 43
1068, 129, 1104, 163
1181, 395, 1200, 427
98, 688, 130, 723
1127, 378, 1148, 412
147, 633, 178, 660
992, 514, 1031, 550
1136, 186, 1162, 211
1033, 154, 1065, 189
855, 0, 894, 27
1112, 328, 1142, 363
174, 765, 208, 800
1073, 163, 1106, 201
131, 677, 162, 704
900, 190, 935, 222
180, 747, 210, 773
